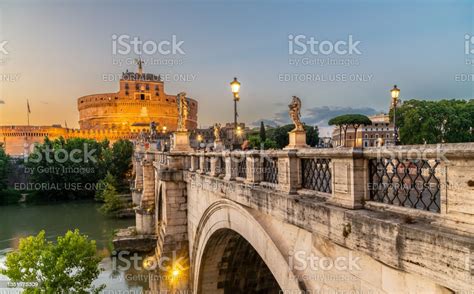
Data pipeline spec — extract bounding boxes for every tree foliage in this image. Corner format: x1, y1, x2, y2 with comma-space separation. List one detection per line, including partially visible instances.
108, 139, 134, 190
394, 99, 474, 144
266, 124, 319, 149
1, 230, 104, 293
25, 137, 133, 201
0, 143, 10, 191
247, 135, 278, 149
99, 175, 124, 217
328, 114, 372, 126
259, 121, 267, 142
328, 114, 371, 147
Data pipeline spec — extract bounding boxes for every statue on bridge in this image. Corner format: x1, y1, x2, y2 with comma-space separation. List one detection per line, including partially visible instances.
177, 92, 189, 132
213, 123, 221, 142
289, 96, 304, 132
285, 96, 308, 149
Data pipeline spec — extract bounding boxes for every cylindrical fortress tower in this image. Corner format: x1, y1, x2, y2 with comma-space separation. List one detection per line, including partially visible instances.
78, 70, 198, 132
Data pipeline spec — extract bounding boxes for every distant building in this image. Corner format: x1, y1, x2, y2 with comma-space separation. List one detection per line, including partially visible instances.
191, 123, 247, 150
332, 113, 395, 147
0, 62, 199, 155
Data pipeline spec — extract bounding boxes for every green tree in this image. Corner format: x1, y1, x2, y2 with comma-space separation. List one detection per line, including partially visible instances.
26, 137, 109, 201
108, 139, 134, 191
1, 230, 104, 293
395, 99, 474, 144
95, 172, 118, 202
247, 135, 278, 150
99, 179, 123, 217
328, 114, 372, 147
267, 124, 319, 149
0, 143, 9, 191
259, 121, 267, 142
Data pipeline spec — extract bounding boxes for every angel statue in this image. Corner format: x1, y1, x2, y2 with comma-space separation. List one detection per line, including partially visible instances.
213, 123, 222, 142
176, 92, 189, 131
289, 96, 304, 131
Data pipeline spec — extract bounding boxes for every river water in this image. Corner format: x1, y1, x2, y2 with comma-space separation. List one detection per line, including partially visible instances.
0, 201, 150, 292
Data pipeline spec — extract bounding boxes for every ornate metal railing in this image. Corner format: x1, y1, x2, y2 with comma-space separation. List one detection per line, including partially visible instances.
301, 158, 332, 193
368, 158, 441, 213
237, 157, 247, 178
263, 157, 278, 184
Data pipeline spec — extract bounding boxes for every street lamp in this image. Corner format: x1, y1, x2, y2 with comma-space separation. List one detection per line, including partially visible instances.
230, 77, 241, 148
390, 85, 400, 145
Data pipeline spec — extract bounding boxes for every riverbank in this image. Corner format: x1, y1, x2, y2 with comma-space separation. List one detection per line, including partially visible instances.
0, 200, 149, 291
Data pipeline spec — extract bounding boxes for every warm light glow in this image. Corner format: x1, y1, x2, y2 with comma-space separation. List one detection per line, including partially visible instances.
236, 126, 243, 136
390, 85, 400, 100
172, 269, 180, 277
230, 77, 241, 97
197, 134, 203, 142
167, 261, 185, 285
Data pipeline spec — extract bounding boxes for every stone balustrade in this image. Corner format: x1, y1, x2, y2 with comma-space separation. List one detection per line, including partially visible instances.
134, 143, 474, 227
129, 142, 474, 292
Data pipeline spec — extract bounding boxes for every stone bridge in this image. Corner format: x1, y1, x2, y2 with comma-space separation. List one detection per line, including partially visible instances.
130, 143, 474, 293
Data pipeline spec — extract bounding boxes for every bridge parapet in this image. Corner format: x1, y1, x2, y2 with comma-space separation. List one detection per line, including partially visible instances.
130, 143, 474, 292
181, 143, 473, 227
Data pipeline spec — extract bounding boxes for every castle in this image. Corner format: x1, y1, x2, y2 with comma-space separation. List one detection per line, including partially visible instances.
0, 63, 198, 155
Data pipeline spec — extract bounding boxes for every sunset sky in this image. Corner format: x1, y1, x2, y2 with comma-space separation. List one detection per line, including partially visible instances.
0, 0, 472, 136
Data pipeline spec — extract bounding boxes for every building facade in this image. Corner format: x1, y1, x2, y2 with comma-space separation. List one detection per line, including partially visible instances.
78, 70, 197, 131
332, 113, 395, 147
0, 66, 199, 155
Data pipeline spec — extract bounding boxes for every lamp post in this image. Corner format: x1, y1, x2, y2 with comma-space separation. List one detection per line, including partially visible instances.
390, 85, 400, 145
230, 77, 241, 148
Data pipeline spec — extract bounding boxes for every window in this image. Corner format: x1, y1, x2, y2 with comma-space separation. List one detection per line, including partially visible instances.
146, 84, 149, 90
125, 83, 129, 89
140, 94, 145, 100
364, 134, 368, 139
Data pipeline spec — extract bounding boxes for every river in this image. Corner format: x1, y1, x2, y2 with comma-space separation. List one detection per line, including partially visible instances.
0, 201, 150, 292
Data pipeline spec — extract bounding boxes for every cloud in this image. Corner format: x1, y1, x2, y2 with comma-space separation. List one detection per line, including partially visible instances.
251, 106, 381, 131
302, 106, 380, 126
0, 100, 4, 104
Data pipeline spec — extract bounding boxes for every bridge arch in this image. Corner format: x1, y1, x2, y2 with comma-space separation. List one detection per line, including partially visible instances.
191, 199, 302, 293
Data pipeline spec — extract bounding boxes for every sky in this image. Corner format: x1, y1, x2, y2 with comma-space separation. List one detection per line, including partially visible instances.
0, 0, 472, 137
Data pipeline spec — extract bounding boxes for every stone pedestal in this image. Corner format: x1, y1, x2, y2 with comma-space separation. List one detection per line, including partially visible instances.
285, 130, 308, 149
214, 140, 224, 151
171, 131, 193, 152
